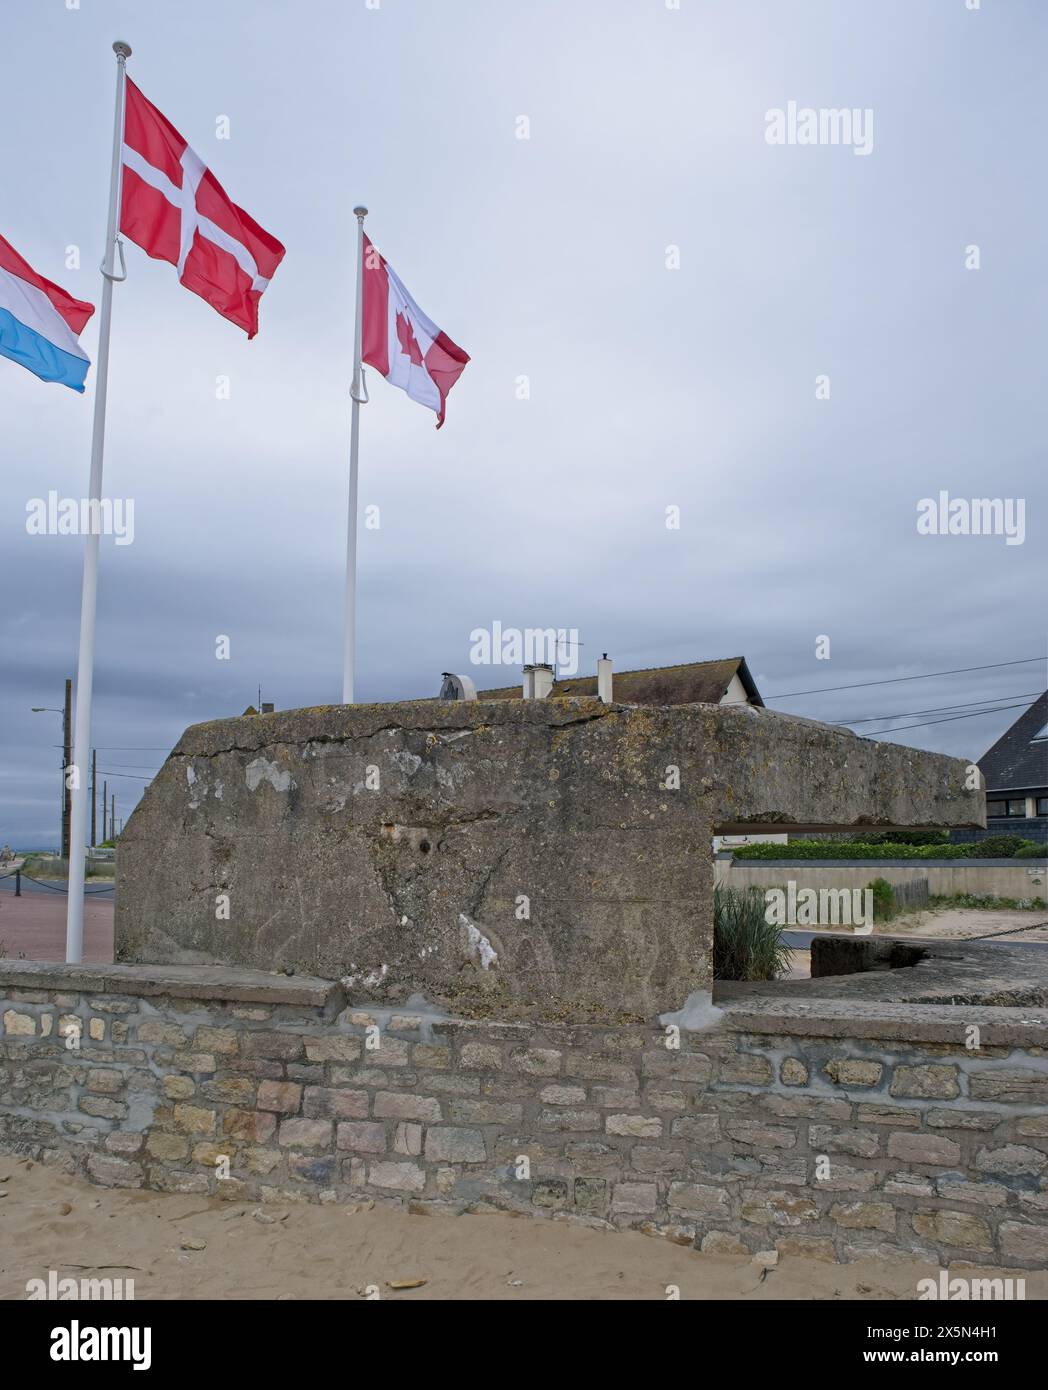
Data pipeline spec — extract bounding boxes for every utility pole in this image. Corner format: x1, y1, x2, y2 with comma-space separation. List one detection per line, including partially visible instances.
111, 793, 116, 841
102, 779, 108, 842
90, 749, 97, 848
62, 678, 72, 860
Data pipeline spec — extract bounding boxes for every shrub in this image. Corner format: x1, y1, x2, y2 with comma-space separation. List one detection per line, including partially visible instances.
731, 838, 1041, 861
968, 835, 1031, 858
713, 885, 792, 982
732, 841, 968, 861
868, 878, 895, 921
861, 830, 949, 846
1014, 842, 1047, 859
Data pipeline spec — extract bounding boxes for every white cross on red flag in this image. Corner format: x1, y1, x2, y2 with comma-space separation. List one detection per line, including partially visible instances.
119, 79, 284, 338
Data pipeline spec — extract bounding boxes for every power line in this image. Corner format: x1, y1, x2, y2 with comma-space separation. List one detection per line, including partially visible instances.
763, 657, 1046, 701
864, 700, 1035, 738
835, 692, 1043, 727
54, 746, 172, 752
95, 767, 161, 778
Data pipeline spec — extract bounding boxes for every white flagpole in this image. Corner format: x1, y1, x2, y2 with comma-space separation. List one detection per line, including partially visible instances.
65, 40, 131, 964
342, 204, 368, 703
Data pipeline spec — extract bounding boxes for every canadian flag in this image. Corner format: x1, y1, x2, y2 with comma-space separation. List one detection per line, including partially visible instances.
119, 79, 284, 338
361, 235, 469, 427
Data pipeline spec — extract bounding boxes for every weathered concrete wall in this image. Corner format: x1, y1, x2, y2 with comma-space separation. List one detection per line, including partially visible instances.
718, 859, 1047, 904
114, 700, 980, 1018
2, 962, 1046, 1270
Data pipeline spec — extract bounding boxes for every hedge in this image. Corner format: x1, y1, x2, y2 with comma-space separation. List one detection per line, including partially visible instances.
731, 839, 1040, 861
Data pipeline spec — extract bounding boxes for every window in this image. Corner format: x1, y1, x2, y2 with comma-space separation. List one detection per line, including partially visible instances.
1038, 797, 1048, 816
986, 800, 1007, 817
1032, 723, 1048, 742
1006, 799, 1027, 817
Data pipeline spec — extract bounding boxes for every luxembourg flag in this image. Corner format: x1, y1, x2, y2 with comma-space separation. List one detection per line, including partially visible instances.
0, 233, 94, 391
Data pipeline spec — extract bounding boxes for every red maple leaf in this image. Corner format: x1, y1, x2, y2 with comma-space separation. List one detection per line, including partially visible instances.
396, 309, 424, 366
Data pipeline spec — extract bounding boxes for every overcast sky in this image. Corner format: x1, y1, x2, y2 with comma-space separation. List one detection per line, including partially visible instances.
2, 0, 1045, 848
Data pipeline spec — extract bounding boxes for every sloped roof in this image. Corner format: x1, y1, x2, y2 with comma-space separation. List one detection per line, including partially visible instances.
475, 656, 764, 707
978, 691, 1048, 792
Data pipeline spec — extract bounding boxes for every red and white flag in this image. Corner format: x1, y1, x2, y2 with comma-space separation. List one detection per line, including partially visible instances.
361, 235, 469, 427
119, 79, 284, 338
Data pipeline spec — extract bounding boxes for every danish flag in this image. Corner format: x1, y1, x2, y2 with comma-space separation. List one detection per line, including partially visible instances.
119, 79, 284, 337
361, 235, 469, 427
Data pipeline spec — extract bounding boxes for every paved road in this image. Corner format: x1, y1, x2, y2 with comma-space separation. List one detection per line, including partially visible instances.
0, 871, 114, 962
0, 872, 114, 896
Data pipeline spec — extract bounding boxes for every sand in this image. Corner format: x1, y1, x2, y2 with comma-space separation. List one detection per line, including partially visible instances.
884, 907, 1048, 943
1, 1158, 1044, 1301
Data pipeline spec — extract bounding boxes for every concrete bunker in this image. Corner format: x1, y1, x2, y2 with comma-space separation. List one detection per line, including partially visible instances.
113, 697, 982, 1020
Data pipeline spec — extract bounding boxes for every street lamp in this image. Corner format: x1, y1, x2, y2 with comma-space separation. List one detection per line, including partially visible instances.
31, 679, 72, 859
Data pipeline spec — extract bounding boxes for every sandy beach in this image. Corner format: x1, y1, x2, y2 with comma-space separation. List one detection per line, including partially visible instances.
1, 1158, 1043, 1302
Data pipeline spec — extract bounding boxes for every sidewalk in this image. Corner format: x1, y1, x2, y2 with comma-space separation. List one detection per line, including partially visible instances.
0, 890, 113, 962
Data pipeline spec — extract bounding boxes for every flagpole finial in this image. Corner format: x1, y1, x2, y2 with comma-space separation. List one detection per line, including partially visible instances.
353, 206, 368, 219
113, 40, 132, 59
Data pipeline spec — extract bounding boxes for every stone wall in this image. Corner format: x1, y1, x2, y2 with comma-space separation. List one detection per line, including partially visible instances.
114, 698, 980, 1018
2, 962, 1046, 1270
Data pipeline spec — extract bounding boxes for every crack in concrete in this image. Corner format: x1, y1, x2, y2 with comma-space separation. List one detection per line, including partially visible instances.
171, 724, 488, 761
462, 846, 512, 921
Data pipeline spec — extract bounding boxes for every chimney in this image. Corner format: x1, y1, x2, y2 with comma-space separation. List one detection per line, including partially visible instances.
532, 663, 554, 699
597, 653, 613, 703
522, 666, 536, 699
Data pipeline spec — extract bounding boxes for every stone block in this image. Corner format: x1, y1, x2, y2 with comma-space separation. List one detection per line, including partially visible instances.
424, 1127, 486, 1163
823, 1059, 882, 1088
278, 1118, 333, 1150
257, 1080, 303, 1114
336, 1121, 387, 1153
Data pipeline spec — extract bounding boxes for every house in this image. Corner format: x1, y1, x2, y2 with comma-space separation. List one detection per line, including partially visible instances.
474, 655, 764, 707
973, 691, 1048, 845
